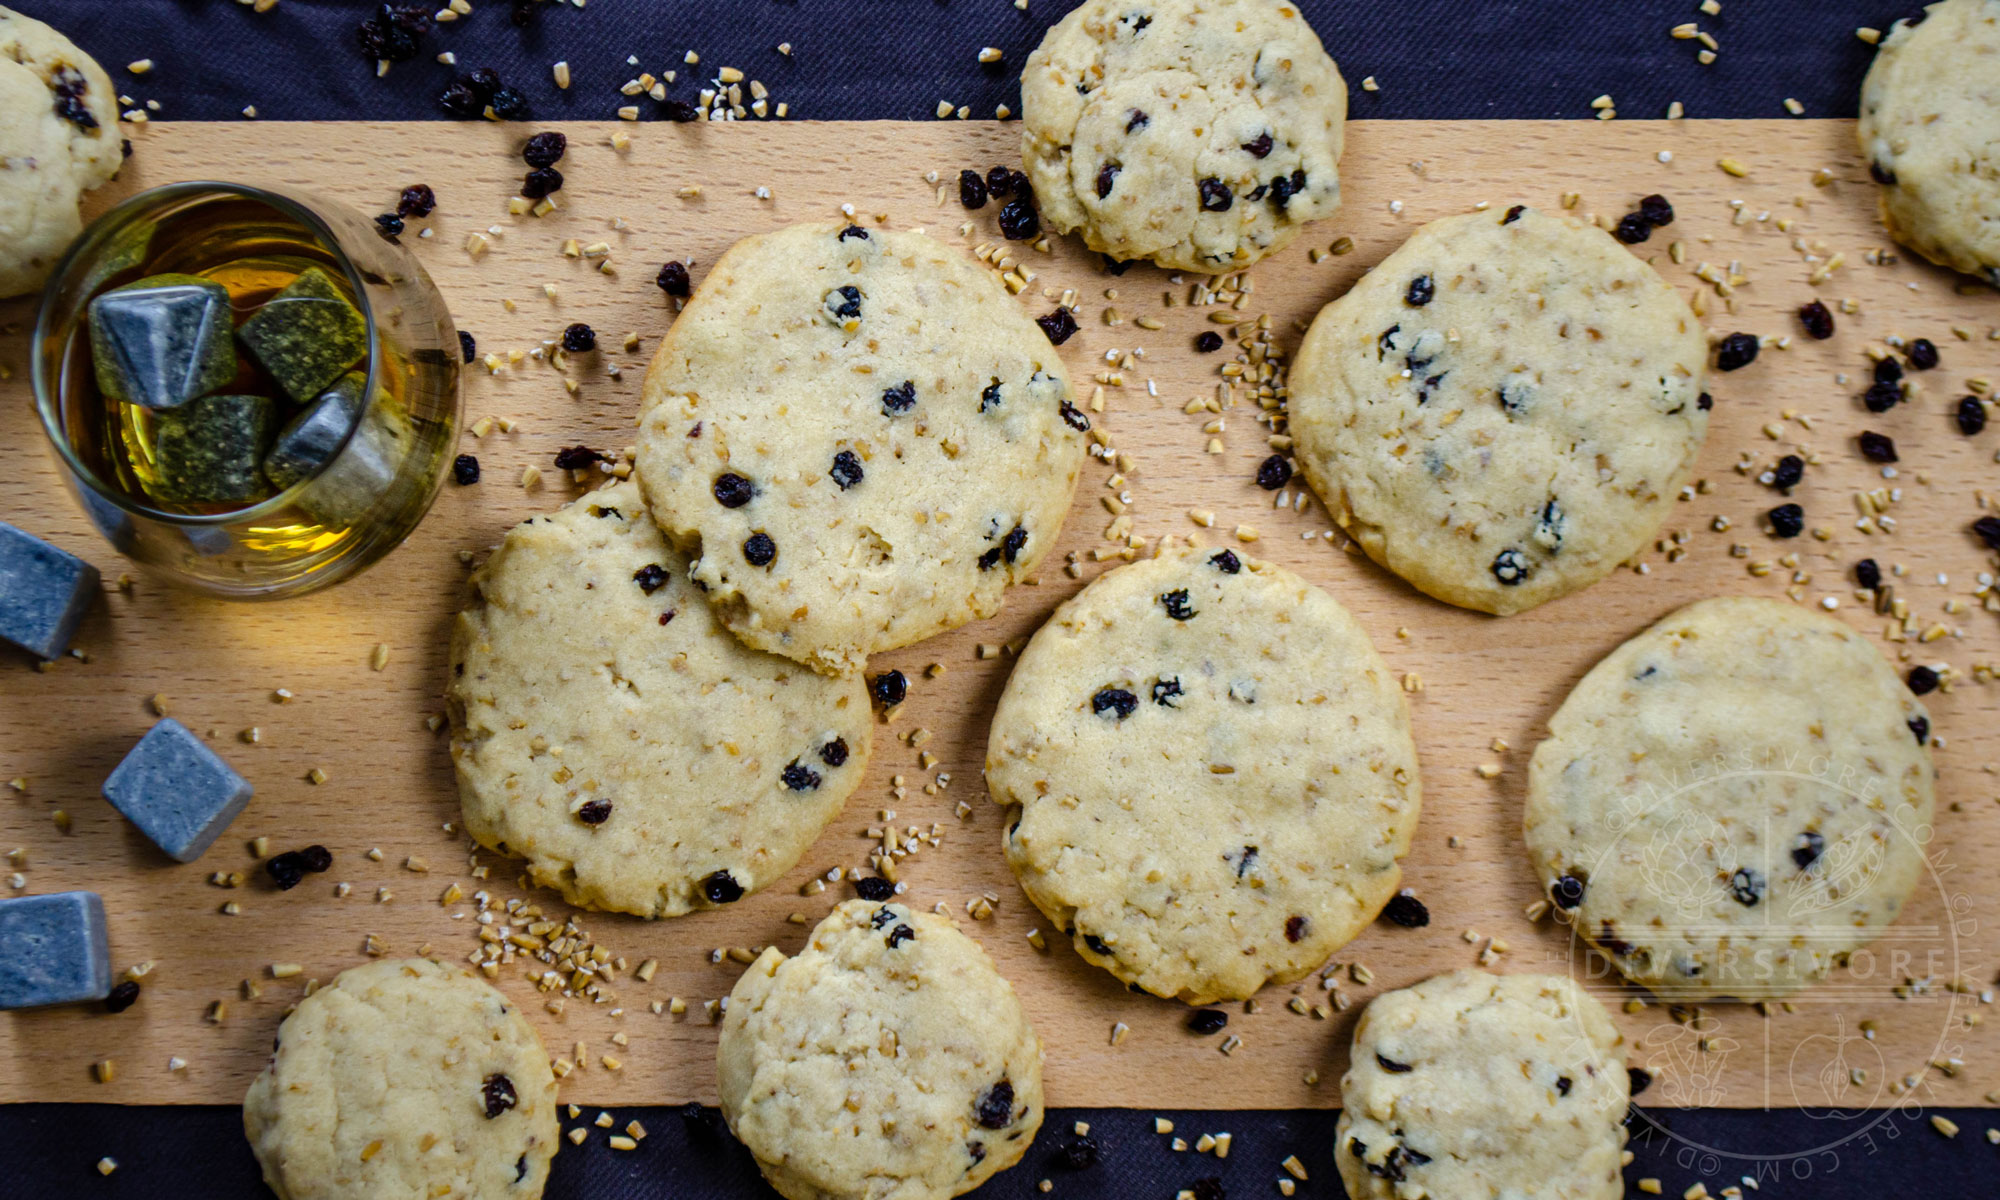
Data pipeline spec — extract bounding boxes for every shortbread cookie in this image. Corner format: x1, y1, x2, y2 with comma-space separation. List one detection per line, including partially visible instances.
448, 479, 871, 918
1524, 597, 1936, 1001
1858, 0, 2000, 282
1337, 970, 1630, 1200
0, 7, 122, 298
243, 958, 559, 1200
718, 900, 1044, 1200
986, 546, 1420, 1004
1021, 0, 1346, 271
634, 221, 1087, 675
1288, 206, 1709, 616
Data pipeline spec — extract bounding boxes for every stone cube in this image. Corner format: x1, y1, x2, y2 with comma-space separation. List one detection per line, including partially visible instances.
236, 266, 368, 403
0, 522, 99, 659
292, 385, 414, 529
0, 891, 111, 1009
87, 272, 237, 410
263, 371, 363, 492
151, 393, 277, 505
102, 719, 254, 862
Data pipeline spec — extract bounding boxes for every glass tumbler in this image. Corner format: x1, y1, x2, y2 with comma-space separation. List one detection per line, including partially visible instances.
32, 181, 462, 599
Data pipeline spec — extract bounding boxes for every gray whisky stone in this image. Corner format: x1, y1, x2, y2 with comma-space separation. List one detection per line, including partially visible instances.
0, 522, 99, 659
87, 273, 237, 410
0, 891, 111, 1009
291, 384, 413, 528
102, 719, 253, 862
263, 371, 363, 492
151, 393, 277, 505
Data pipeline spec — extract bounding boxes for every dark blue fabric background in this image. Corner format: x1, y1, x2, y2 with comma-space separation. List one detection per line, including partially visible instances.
3, 0, 1917, 123
6, 1, 1992, 1197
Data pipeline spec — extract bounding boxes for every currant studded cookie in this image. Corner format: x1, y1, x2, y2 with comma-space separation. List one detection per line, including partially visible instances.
1338, 970, 1630, 1200
1022, 0, 1347, 271
718, 900, 1044, 1200
633, 221, 1088, 676
1524, 597, 1936, 1001
1288, 205, 1709, 615
448, 479, 872, 918
1859, 0, 2000, 282
986, 546, 1420, 1004
243, 958, 560, 1200
0, 6, 123, 298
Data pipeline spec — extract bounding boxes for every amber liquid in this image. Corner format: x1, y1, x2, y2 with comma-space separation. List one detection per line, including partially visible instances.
48, 197, 457, 577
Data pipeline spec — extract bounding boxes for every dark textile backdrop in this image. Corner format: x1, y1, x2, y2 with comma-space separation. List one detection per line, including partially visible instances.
4, 1, 1990, 1196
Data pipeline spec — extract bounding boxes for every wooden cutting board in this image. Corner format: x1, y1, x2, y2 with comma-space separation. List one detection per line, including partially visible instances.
2, 118, 1995, 1113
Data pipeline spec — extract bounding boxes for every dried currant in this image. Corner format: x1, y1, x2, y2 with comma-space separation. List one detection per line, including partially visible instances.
1092, 687, 1138, 719
829, 450, 864, 490
998, 198, 1040, 240
397, 184, 437, 217
1957, 396, 1987, 436
959, 169, 988, 209
1381, 892, 1430, 927
1714, 332, 1759, 371
881, 380, 917, 415
522, 131, 566, 168
975, 1081, 1015, 1129
520, 167, 563, 199
481, 1073, 518, 1118
870, 670, 907, 708
1767, 503, 1805, 538
1037, 306, 1079, 345
1614, 212, 1651, 244
1857, 431, 1897, 463
1798, 300, 1834, 340
1255, 454, 1292, 490
1768, 454, 1804, 490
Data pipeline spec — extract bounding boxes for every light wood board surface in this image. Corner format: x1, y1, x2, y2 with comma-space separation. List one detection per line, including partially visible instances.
1, 118, 1996, 1112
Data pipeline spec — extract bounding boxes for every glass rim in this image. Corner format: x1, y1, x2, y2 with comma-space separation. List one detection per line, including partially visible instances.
31, 180, 383, 528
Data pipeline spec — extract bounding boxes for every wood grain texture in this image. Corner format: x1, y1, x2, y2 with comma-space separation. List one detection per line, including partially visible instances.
1, 118, 1996, 1113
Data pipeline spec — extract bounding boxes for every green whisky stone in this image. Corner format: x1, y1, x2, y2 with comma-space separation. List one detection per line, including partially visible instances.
234, 266, 368, 403
87, 273, 237, 411
150, 394, 277, 505
262, 371, 363, 492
